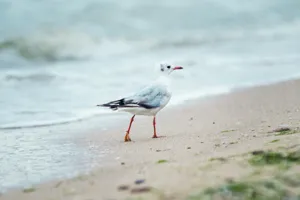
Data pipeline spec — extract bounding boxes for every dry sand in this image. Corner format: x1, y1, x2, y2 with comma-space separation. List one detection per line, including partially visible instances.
1, 79, 300, 200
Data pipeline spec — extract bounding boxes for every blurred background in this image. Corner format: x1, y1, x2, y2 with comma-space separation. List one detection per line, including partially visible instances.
0, 0, 300, 191
1, 0, 300, 129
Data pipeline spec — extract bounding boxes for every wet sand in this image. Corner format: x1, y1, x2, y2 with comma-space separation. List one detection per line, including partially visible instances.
1, 79, 300, 200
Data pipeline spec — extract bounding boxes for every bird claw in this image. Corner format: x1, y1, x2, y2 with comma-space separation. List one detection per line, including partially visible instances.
152, 135, 165, 139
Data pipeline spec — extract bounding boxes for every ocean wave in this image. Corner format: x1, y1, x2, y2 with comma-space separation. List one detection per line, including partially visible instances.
0, 109, 112, 130
0, 30, 100, 62
1, 20, 299, 63
148, 22, 300, 50
4, 73, 56, 82
0, 29, 141, 63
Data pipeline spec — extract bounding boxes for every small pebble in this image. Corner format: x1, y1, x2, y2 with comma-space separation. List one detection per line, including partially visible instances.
131, 187, 151, 194
252, 150, 264, 155
213, 122, 215, 124
118, 185, 130, 191
187, 147, 191, 149
134, 179, 145, 185
273, 127, 291, 133
156, 150, 161, 152
121, 162, 125, 165
225, 178, 235, 183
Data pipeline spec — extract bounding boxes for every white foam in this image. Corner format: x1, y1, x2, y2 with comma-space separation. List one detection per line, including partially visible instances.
0, 108, 111, 130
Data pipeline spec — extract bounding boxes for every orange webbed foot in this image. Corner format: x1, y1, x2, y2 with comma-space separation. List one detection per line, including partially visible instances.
152, 135, 165, 139
124, 132, 132, 142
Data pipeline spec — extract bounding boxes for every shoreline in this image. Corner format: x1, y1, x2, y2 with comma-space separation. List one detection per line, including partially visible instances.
2, 74, 299, 131
1, 78, 300, 199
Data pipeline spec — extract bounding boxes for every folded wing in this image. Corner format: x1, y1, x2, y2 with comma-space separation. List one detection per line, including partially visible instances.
98, 84, 170, 110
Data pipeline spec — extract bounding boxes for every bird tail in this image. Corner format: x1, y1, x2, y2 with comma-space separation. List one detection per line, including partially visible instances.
97, 98, 126, 110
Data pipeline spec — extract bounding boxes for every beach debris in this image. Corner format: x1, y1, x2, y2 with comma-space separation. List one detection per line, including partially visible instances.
157, 159, 168, 164
221, 129, 236, 133
121, 162, 125, 165
225, 177, 235, 183
187, 146, 191, 149
271, 127, 291, 133
213, 121, 215, 124
118, 185, 130, 191
267, 126, 299, 136
275, 130, 298, 136
156, 149, 171, 152
23, 187, 35, 193
252, 150, 265, 155
270, 139, 280, 143
214, 144, 221, 147
189, 117, 193, 121
131, 186, 151, 194
54, 181, 63, 188
209, 157, 227, 162
134, 179, 145, 185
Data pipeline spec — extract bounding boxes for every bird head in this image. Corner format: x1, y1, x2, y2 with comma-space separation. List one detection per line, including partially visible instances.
160, 63, 183, 75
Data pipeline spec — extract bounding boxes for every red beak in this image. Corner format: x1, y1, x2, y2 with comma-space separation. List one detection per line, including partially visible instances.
173, 66, 183, 70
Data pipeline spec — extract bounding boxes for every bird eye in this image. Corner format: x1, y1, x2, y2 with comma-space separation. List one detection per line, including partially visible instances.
167, 65, 171, 69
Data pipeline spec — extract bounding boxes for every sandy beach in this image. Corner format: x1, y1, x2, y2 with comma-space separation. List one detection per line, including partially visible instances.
2, 79, 300, 200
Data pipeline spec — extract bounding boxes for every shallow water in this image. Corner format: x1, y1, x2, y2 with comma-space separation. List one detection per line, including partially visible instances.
0, 0, 300, 190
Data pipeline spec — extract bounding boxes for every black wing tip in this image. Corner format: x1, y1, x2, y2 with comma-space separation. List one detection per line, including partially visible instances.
96, 103, 119, 110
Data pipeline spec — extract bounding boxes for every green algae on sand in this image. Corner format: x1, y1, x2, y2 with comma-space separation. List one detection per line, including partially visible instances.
23, 187, 36, 193
248, 150, 300, 167
157, 160, 168, 164
187, 179, 298, 200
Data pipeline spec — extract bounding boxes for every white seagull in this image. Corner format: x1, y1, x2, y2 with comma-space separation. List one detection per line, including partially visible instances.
98, 63, 183, 142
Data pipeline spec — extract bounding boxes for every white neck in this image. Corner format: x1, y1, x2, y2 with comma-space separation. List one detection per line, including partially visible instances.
156, 74, 171, 88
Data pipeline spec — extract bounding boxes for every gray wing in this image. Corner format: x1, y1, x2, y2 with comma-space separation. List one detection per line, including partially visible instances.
125, 84, 170, 109
98, 84, 170, 110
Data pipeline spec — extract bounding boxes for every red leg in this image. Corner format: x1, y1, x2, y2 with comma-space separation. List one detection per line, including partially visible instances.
124, 115, 135, 142
152, 116, 158, 138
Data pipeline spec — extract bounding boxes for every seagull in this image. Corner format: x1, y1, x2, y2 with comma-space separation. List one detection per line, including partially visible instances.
97, 63, 183, 142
